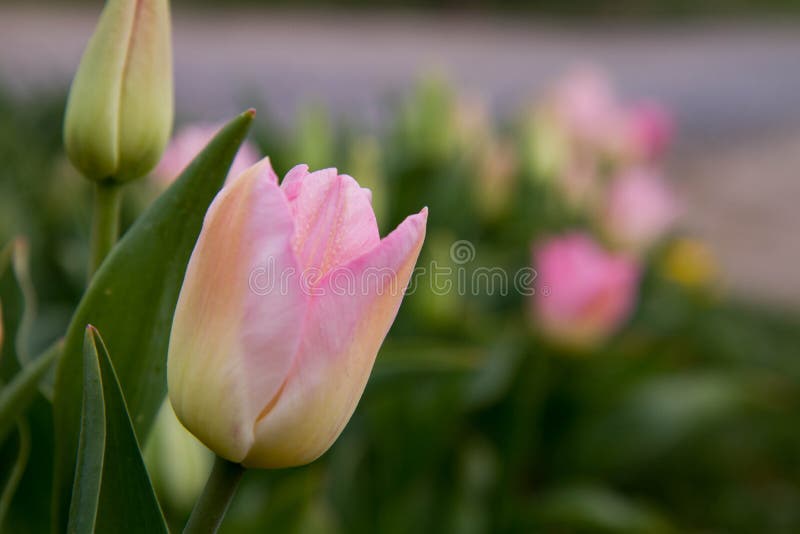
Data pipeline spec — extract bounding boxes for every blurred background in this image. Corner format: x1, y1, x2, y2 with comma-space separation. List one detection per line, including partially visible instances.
1, 1, 800, 532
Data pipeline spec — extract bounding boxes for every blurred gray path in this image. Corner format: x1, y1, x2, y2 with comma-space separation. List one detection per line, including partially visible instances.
1, 7, 799, 306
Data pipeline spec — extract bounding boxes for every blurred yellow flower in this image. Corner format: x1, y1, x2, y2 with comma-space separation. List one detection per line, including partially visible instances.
661, 238, 720, 291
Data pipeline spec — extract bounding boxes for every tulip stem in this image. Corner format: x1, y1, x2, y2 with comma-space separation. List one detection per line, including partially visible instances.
184, 456, 245, 534
88, 180, 122, 280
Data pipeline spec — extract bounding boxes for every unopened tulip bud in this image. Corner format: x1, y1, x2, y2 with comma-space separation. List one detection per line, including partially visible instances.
474, 139, 517, 222
144, 401, 212, 510
625, 101, 674, 162
532, 233, 640, 349
168, 158, 427, 468
601, 168, 680, 252
64, 0, 173, 182
346, 136, 387, 227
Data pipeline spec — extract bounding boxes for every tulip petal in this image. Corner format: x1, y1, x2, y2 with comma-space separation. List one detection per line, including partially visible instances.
116, 0, 174, 180
533, 233, 640, 347
286, 168, 381, 278
244, 208, 428, 468
168, 158, 307, 462
280, 164, 309, 200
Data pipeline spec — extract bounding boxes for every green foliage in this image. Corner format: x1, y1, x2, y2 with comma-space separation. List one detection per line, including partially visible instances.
0, 80, 799, 533
68, 326, 167, 533
0, 345, 58, 445
51, 110, 255, 530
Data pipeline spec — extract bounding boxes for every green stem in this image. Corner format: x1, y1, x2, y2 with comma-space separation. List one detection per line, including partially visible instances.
184, 456, 245, 534
0, 418, 31, 530
88, 180, 122, 280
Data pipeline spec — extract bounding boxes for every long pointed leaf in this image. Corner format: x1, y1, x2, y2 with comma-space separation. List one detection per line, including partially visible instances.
68, 326, 168, 533
53, 110, 255, 530
67, 327, 105, 534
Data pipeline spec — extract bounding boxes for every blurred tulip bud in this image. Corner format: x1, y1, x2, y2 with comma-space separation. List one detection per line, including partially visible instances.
153, 123, 260, 186
453, 91, 492, 155
533, 233, 640, 349
521, 108, 571, 181
474, 138, 518, 222
144, 401, 212, 511
411, 231, 462, 326
347, 136, 388, 228
64, 0, 173, 182
601, 168, 680, 252
559, 157, 602, 211
293, 103, 335, 170
400, 75, 457, 162
661, 237, 720, 292
551, 68, 622, 149
538, 67, 676, 171
625, 101, 674, 161
168, 158, 427, 468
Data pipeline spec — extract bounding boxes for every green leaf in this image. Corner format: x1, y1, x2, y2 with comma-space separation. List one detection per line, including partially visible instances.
571, 372, 745, 475
0, 345, 59, 444
525, 484, 673, 533
67, 328, 104, 534
371, 340, 485, 383
9, 239, 36, 368
52, 110, 255, 530
0, 238, 37, 382
68, 326, 167, 533
0, 419, 30, 530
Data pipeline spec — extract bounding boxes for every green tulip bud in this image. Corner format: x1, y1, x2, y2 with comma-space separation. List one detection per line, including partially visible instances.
64, 0, 173, 182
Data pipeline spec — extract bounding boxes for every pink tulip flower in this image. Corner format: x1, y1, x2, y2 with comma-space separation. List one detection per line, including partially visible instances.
544, 68, 675, 167
533, 233, 640, 348
168, 158, 427, 468
551, 68, 624, 150
602, 167, 680, 251
153, 123, 261, 185
625, 101, 674, 161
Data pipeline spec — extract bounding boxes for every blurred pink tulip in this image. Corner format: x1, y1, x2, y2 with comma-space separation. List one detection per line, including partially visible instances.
551, 68, 623, 150
533, 233, 640, 348
153, 123, 261, 185
625, 101, 674, 161
602, 167, 680, 251
542, 68, 675, 168
168, 158, 427, 468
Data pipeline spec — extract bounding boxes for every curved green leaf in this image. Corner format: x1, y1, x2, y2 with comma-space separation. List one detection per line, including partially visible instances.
53, 110, 255, 530
68, 326, 167, 533
0, 238, 37, 382
0, 345, 59, 444
10, 239, 36, 368
0, 418, 30, 530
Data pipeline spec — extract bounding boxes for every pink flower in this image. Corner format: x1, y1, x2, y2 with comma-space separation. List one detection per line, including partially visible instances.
625, 101, 674, 161
153, 123, 261, 185
602, 167, 680, 251
542, 68, 675, 167
551, 68, 624, 150
533, 233, 640, 348
168, 158, 427, 468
